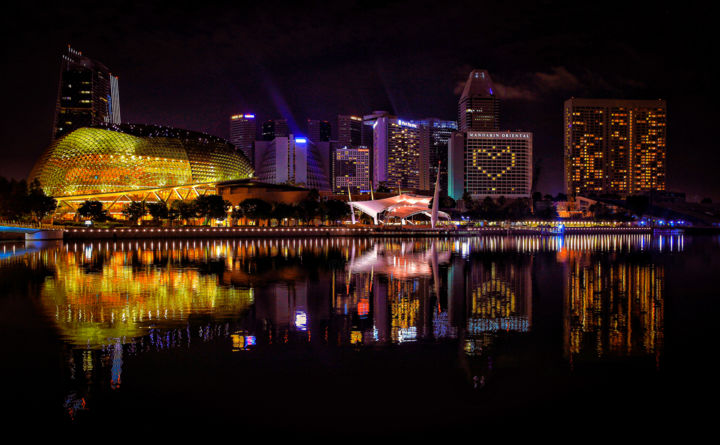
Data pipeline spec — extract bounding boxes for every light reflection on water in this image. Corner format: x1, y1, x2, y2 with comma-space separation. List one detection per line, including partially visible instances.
0, 234, 689, 422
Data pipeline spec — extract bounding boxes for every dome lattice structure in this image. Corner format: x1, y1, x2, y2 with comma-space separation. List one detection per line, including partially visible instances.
30, 125, 253, 197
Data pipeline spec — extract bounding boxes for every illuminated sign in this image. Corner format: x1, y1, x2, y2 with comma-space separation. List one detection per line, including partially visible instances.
294, 137, 307, 144
397, 119, 418, 129
231, 114, 255, 120
469, 132, 531, 139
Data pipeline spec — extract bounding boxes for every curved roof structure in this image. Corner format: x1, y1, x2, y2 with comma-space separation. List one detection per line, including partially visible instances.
349, 193, 450, 223
29, 125, 253, 198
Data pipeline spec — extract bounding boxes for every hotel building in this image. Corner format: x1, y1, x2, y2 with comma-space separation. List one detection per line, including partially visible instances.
364, 111, 421, 191
564, 98, 667, 196
448, 131, 533, 199
53, 46, 121, 139
229, 113, 257, 165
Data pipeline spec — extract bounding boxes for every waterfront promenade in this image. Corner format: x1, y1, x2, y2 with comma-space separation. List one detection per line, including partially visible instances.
60, 225, 656, 239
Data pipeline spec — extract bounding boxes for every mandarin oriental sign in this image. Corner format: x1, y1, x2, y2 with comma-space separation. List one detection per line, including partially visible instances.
470, 132, 531, 139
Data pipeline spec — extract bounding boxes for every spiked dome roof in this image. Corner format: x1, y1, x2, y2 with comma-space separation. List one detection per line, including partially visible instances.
29, 125, 253, 197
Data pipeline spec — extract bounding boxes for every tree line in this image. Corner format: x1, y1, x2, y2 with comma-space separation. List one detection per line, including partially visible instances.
78, 189, 351, 226
0, 177, 57, 222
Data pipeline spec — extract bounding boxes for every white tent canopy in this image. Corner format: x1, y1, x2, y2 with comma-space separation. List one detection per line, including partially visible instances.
348, 193, 450, 225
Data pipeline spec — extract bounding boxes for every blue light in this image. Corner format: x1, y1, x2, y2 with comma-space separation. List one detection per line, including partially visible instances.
295, 137, 307, 143
295, 311, 307, 330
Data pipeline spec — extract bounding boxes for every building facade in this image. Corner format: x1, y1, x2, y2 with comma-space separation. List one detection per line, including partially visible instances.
564, 98, 667, 196
458, 69, 500, 132
261, 119, 289, 141
307, 119, 331, 143
332, 146, 371, 193
229, 113, 257, 165
337, 115, 363, 148
364, 111, 421, 191
448, 131, 533, 199
417, 118, 458, 193
53, 46, 121, 139
255, 135, 330, 190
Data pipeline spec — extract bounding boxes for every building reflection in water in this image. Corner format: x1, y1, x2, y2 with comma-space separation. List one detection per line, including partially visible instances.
564, 250, 664, 361
0, 234, 680, 419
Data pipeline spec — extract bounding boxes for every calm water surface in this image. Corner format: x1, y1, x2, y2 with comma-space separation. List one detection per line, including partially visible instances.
2, 235, 718, 434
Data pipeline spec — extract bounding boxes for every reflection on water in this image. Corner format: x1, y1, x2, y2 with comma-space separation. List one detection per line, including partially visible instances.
0, 234, 689, 422
564, 251, 664, 360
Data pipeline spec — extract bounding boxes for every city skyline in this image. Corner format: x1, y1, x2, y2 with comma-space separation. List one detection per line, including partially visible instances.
1, 1, 716, 200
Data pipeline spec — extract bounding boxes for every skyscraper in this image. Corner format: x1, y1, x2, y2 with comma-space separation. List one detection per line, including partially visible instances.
364, 111, 421, 191
458, 69, 499, 132
229, 113, 256, 165
417, 118, 458, 193
255, 135, 330, 190
564, 98, 667, 196
261, 119, 289, 141
53, 45, 121, 139
448, 131, 532, 200
307, 119, 331, 143
337, 115, 363, 148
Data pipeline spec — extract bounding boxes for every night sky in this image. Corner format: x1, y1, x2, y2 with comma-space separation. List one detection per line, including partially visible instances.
1, 1, 717, 199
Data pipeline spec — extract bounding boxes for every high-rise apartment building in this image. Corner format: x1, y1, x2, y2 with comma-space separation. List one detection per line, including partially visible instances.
458, 69, 499, 132
564, 98, 667, 196
448, 131, 532, 200
364, 111, 421, 191
229, 113, 256, 165
337, 115, 363, 148
332, 146, 371, 194
261, 119, 289, 141
53, 46, 121, 139
417, 118, 458, 193
255, 135, 330, 190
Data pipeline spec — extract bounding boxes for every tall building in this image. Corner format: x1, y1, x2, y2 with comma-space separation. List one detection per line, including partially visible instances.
229, 113, 256, 165
458, 69, 499, 132
261, 119, 289, 141
364, 111, 421, 191
564, 98, 667, 196
337, 115, 363, 148
255, 135, 330, 190
307, 119, 331, 143
448, 131, 532, 200
332, 146, 371, 193
417, 118, 458, 193
53, 46, 121, 139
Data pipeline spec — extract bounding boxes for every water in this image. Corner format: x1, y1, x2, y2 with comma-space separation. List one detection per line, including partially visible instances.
1, 235, 718, 434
